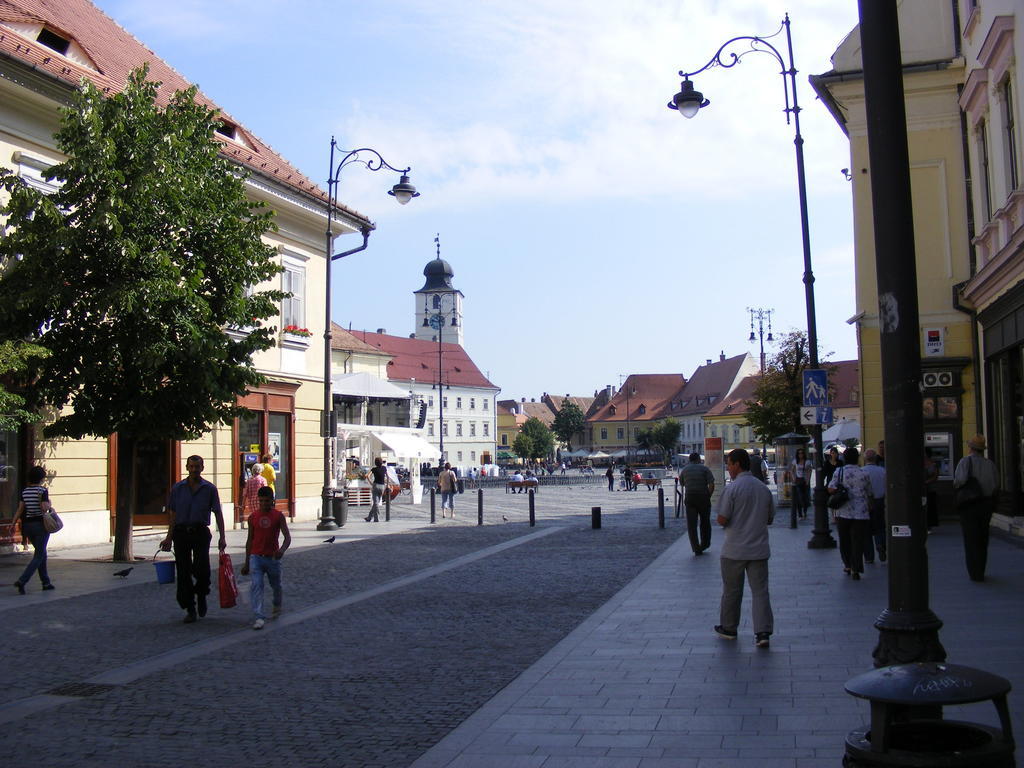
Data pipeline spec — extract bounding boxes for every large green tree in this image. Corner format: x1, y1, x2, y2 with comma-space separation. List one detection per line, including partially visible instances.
744, 330, 832, 444
516, 417, 555, 463
551, 399, 585, 451
0, 341, 49, 432
0, 67, 285, 560
635, 420, 682, 464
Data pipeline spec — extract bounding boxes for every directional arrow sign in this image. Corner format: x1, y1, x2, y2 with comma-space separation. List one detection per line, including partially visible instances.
800, 408, 816, 425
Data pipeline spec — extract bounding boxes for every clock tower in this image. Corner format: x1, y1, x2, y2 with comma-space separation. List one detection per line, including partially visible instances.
414, 236, 464, 346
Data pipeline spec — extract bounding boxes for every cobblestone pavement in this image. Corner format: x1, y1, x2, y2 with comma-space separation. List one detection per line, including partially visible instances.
0, 484, 681, 767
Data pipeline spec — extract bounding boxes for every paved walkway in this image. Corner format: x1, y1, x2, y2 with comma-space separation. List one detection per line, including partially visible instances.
2, 486, 1021, 766
412, 518, 1024, 767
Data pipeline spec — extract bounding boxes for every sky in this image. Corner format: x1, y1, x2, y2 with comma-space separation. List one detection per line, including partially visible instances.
94, 0, 863, 401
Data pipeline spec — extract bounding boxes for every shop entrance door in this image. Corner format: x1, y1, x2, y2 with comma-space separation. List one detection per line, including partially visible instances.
113, 437, 176, 530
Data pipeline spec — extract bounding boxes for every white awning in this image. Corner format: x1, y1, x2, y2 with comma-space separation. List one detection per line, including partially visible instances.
371, 431, 440, 460
332, 372, 409, 400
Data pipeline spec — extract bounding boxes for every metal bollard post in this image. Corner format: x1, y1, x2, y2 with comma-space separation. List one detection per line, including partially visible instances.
528, 489, 535, 527
430, 488, 436, 524
385, 488, 391, 522
591, 506, 601, 529
477, 488, 483, 526
658, 487, 665, 529
674, 478, 682, 517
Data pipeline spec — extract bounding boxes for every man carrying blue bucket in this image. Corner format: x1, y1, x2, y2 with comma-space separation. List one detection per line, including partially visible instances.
159, 455, 226, 624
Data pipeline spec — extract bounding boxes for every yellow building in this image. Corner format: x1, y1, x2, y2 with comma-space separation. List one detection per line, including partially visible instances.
812, 2, 978, 509
0, 0, 370, 547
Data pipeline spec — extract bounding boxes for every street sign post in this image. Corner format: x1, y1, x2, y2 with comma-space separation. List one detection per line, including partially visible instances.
800, 406, 834, 426
802, 369, 828, 406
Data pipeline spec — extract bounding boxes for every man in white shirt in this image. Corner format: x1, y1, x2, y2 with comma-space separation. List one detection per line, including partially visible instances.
715, 448, 775, 648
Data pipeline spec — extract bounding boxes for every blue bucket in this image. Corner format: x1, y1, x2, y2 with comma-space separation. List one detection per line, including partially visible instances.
153, 557, 175, 584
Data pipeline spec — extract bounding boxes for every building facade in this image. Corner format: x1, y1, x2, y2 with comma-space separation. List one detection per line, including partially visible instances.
0, 0, 369, 545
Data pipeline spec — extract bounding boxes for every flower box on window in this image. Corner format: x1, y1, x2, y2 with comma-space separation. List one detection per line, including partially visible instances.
283, 325, 313, 338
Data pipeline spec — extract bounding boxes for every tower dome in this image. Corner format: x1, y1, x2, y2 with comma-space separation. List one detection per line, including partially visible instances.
419, 257, 454, 291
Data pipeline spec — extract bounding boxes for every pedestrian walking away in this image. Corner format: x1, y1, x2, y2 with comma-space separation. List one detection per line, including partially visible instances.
366, 457, 387, 522
606, 464, 615, 492
953, 434, 999, 582
12, 465, 56, 594
240, 463, 268, 521
787, 447, 812, 519
715, 448, 774, 648
750, 448, 769, 485
862, 449, 887, 563
437, 462, 458, 517
829, 447, 873, 579
680, 452, 715, 555
159, 455, 227, 624
241, 486, 291, 630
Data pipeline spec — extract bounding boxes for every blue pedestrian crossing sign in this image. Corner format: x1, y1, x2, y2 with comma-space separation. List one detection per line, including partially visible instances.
802, 369, 829, 406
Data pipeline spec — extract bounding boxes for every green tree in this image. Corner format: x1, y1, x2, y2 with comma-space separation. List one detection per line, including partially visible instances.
512, 431, 534, 462
652, 419, 682, 463
744, 330, 832, 444
519, 416, 555, 462
0, 341, 50, 431
0, 67, 285, 560
551, 399, 585, 451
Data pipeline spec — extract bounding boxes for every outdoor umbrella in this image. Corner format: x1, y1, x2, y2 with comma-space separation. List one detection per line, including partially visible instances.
822, 419, 860, 444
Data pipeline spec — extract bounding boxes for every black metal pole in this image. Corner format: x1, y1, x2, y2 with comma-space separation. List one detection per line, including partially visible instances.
430, 488, 436, 524
858, 0, 944, 666
658, 487, 665, 529
528, 490, 535, 527
477, 488, 483, 526
385, 487, 391, 522
592, 506, 601, 530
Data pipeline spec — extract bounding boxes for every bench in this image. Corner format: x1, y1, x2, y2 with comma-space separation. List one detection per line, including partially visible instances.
505, 480, 539, 494
635, 478, 662, 490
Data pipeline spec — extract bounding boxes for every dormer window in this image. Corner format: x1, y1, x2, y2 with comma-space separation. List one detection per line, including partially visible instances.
216, 121, 239, 140
638, 405, 646, 415
37, 28, 70, 55
609, 406, 616, 416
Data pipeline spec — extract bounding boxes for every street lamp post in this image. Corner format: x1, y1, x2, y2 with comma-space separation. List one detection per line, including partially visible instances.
318, 138, 418, 532
747, 307, 774, 373
668, 14, 834, 549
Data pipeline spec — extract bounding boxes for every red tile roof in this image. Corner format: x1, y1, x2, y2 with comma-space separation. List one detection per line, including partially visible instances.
330, 323, 386, 354
705, 374, 761, 418
0, 0, 369, 225
674, 354, 753, 416
349, 330, 497, 390
588, 374, 687, 423
542, 393, 596, 417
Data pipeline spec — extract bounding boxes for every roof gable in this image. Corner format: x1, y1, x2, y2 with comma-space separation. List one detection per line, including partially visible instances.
0, 0, 367, 223
588, 373, 687, 423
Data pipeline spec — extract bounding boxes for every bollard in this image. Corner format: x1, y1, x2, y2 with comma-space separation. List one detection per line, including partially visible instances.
385, 488, 391, 522
658, 487, 665, 529
674, 478, 682, 517
477, 488, 483, 526
430, 488, 436, 524
528, 489, 535, 527
591, 506, 601, 529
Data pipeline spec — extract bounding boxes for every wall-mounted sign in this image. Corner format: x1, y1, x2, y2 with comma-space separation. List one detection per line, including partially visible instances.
923, 327, 944, 357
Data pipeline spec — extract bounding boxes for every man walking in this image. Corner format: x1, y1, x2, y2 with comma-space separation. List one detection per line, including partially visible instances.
437, 462, 458, 518
606, 464, 615, 492
160, 455, 227, 624
750, 449, 769, 484
680, 452, 715, 555
715, 448, 775, 648
953, 434, 999, 581
241, 486, 290, 630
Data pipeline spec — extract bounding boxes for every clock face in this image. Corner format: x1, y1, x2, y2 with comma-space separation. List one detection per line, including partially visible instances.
428, 314, 443, 330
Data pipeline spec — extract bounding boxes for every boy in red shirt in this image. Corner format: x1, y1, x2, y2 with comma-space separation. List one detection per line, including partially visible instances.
241, 487, 291, 630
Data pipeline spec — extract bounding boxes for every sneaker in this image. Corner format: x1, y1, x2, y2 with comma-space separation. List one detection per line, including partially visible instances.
42, 584, 55, 591
714, 625, 737, 640
272, 604, 282, 619
197, 594, 208, 618
253, 618, 265, 630
755, 632, 771, 648
14, 581, 25, 595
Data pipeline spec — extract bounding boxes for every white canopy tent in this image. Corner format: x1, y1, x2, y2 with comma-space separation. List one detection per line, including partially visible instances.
822, 419, 861, 444
332, 372, 410, 399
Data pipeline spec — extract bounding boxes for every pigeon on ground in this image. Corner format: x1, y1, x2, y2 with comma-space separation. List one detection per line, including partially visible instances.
502, 516, 509, 522
113, 567, 133, 578
323, 536, 336, 544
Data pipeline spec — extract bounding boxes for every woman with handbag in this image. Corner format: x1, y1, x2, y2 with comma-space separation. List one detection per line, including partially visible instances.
953, 434, 999, 582
787, 448, 813, 519
828, 447, 872, 580
12, 465, 56, 594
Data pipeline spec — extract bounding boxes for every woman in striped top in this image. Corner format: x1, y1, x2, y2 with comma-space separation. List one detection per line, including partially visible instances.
13, 465, 55, 594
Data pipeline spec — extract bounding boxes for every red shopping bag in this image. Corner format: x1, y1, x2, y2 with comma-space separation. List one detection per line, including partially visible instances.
218, 552, 239, 609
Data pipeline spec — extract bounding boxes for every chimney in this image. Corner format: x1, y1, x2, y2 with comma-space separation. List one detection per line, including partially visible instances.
376, 328, 386, 335
720, 351, 726, 362
409, 334, 415, 338
706, 359, 712, 366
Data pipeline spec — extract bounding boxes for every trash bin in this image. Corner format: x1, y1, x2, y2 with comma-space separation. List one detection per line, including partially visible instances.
332, 492, 347, 527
